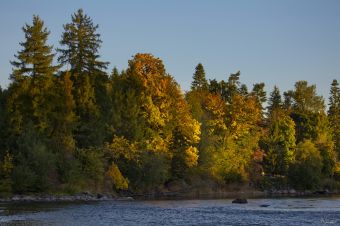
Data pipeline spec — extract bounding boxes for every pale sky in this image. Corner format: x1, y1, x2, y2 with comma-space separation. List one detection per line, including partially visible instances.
0, 0, 339, 104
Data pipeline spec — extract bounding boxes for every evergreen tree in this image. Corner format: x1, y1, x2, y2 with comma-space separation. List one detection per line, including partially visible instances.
288, 140, 322, 190
288, 81, 326, 143
208, 79, 221, 95
283, 90, 293, 111
110, 67, 120, 80
251, 82, 266, 112
239, 84, 248, 96
223, 71, 241, 103
267, 86, 282, 115
328, 79, 340, 158
191, 63, 208, 90
58, 9, 109, 147
0, 86, 7, 155
291, 81, 325, 113
328, 79, 340, 116
58, 9, 108, 74
262, 112, 296, 176
9, 15, 59, 134
11, 15, 59, 80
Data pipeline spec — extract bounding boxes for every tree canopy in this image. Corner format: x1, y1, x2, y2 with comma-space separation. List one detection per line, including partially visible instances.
0, 11, 339, 196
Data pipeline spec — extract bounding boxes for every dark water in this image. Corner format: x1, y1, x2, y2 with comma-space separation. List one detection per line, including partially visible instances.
1, 197, 340, 225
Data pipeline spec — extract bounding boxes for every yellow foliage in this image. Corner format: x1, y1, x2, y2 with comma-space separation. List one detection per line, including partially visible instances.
203, 93, 228, 135
0, 151, 13, 177
227, 94, 261, 139
145, 136, 171, 153
106, 163, 129, 190
185, 146, 199, 167
107, 136, 138, 160
335, 162, 340, 174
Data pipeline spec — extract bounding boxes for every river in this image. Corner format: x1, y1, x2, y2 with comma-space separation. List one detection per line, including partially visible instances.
1, 197, 340, 225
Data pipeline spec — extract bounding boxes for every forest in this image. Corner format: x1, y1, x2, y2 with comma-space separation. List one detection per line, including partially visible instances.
0, 9, 339, 196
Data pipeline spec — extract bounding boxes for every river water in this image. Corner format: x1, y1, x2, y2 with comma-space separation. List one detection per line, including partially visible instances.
1, 197, 340, 225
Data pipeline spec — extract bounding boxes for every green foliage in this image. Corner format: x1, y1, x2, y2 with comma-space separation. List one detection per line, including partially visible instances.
11, 15, 59, 80
58, 9, 108, 74
8, 15, 59, 136
0, 87, 9, 154
262, 112, 296, 176
58, 9, 109, 148
76, 147, 104, 191
0, 151, 13, 196
328, 79, 340, 158
12, 125, 56, 193
291, 81, 325, 114
267, 86, 282, 116
288, 140, 322, 190
251, 82, 266, 112
135, 151, 170, 191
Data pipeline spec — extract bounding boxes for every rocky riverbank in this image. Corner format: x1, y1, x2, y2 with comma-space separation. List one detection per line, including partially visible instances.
0, 189, 338, 203
0, 192, 134, 202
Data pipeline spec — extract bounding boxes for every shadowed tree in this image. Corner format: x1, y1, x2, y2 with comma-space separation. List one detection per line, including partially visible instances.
328, 79, 340, 158
251, 82, 266, 114
9, 15, 59, 134
267, 86, 282, 116
58, 9, 108, 75
58, 9, 110, 147
191, 63, 208, 90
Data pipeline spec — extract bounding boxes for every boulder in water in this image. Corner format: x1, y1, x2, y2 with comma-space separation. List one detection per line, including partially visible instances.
232, 198, 247, 204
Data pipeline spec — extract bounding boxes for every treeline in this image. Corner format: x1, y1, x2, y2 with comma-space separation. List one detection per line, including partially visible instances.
0, 9, 339, 196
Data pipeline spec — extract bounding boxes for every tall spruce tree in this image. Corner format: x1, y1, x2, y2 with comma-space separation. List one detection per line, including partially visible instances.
328, 79, 340, 117
328, 79, 340, 158
251, 83, 267, 113
223, 71, 241, 103
58, 9, 109, 147
267, 86, 282, 116
191, 63, 208, 90
58, 9, 108, 74
10, 15, 59, 134
8, 16, 59, 192
0, 86, 7, 155
11, 15, 59, 80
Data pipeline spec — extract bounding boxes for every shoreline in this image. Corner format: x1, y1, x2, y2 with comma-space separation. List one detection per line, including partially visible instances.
0, 189, 338, 203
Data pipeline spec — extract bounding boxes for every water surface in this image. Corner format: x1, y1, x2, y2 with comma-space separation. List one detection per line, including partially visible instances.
1, 197, 340, 225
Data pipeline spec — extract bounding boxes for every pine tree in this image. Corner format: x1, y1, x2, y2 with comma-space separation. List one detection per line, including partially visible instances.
292, 81, 325, 114
11, 15, 59, 80
111, 67, 120, 80
10, 15, 59, 134
262, 112, 296, 176
328, 79, 340, 158
283, 90, 293, 111
191, 63, 208, 90
251, 83, 267, 112
223, 71, 241, 103
58, 9, 108, 75
58, 9, 109, 147
267, 86, 282, 115
0, 86, 7, 154
328, 79, 340, 117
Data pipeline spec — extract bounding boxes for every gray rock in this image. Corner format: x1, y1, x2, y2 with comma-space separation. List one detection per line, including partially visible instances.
289, 189, 296, 194
232, 198, 247, 204
116, 196, 134, 201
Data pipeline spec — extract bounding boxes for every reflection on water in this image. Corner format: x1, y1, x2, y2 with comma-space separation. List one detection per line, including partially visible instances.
1, 197, 340, 225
